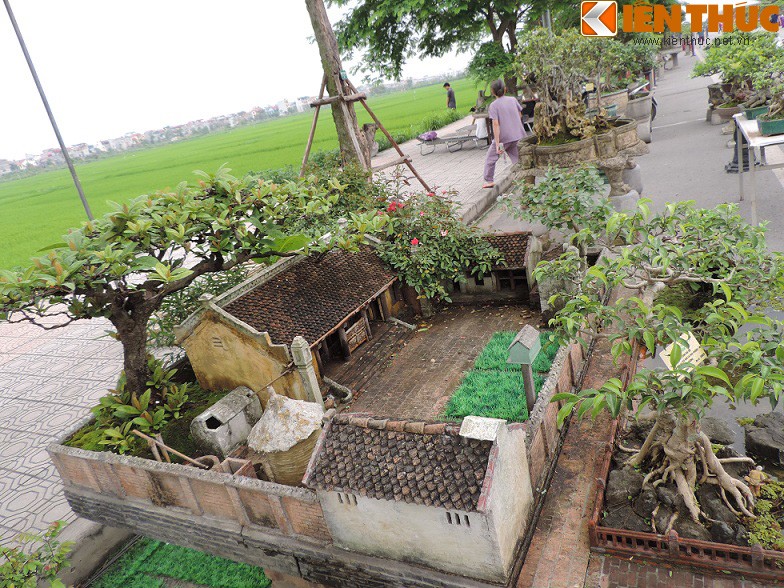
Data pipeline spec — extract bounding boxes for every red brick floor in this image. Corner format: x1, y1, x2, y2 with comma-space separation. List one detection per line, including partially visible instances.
341, 303, 539, 420
516, 335, 772, 588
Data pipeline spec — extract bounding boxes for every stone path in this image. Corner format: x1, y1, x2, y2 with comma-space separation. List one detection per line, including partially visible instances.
0, 317, 121, 545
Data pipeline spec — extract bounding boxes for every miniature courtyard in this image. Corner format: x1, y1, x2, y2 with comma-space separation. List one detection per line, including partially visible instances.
6, 8, 784, 588
330, 303, 540, 420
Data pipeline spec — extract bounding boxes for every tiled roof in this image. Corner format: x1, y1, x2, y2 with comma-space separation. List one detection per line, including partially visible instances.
224, 247, 396, 345
306, 415, 493, 512
485, 232, 530, 269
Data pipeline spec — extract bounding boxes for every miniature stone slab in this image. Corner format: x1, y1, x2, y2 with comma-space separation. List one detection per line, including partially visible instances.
247, 392, 323, 454
460, 415, 505, 441
508, 324, 541, 365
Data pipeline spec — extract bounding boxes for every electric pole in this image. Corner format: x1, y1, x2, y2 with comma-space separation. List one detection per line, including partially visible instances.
4, 0, 93, 220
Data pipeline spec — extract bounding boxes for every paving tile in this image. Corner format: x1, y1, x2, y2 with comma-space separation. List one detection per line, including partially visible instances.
0, 398, 91, 434
0, 431, 55, 473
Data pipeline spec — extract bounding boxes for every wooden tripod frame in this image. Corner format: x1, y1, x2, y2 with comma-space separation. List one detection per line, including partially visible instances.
299, 74, 431, 192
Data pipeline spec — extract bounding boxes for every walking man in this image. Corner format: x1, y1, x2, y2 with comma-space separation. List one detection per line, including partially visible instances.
444, 82, 456, 109
483, 79, 526, 189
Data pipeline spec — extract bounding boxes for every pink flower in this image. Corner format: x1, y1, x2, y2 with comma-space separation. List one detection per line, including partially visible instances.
410, 238, 419, 246
419, 211, 426, 217
440, 230, 448, 237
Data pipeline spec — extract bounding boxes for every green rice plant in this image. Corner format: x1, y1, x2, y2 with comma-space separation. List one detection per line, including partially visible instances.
0, 78, 475, 269
93, 537, 270, 588
443, 330, 556, 422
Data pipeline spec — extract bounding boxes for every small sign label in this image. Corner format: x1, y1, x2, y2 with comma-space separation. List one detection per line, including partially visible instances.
659, 331, 707, 378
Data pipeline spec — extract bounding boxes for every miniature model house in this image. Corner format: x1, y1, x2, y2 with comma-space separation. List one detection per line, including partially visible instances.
304, 414, 535, 583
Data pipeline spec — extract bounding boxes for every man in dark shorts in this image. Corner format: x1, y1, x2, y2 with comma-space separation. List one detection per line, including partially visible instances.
444, 82, 456, 109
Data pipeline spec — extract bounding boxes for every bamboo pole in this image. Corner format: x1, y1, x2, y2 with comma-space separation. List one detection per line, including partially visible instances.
300, 75, 327, 177
345, 79, 431, 192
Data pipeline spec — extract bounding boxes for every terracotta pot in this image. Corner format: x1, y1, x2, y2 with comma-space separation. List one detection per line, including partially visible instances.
715, 103, 742, 121
612, 119, 641, 151
533, 136, 597, 168
593, 131, 617, 159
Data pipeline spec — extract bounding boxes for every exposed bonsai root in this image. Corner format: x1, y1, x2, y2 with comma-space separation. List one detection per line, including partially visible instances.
625, 412, 756, 522
617, 443, 638, 453
665, 511, 678, 534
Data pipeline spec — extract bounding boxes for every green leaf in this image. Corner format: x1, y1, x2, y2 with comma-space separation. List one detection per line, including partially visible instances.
695, 366, 731, 386
669, 342, 682, 368
36, 242, 67, 252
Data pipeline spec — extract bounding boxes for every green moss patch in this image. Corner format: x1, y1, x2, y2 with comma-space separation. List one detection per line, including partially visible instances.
443, 331, 560, 422
93, 537, 270, 588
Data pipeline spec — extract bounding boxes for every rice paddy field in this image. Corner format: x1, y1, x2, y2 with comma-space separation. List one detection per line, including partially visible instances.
0, 78, 476, 269
443, 331, 560, 423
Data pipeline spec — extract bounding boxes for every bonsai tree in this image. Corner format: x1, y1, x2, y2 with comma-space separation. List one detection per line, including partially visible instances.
515, 28, 614, 142
508, 165, 613, 253
693, 31, 779, 106
0, 167, 386, 401
375, 191, 501, 302
544, 200, 784, 520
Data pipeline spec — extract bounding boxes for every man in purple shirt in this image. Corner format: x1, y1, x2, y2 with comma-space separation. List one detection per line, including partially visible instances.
483, 79, 527, 188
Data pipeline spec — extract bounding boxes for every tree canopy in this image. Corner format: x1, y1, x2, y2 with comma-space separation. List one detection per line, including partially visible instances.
0, 167, 385, 398
328, 0, 534, 80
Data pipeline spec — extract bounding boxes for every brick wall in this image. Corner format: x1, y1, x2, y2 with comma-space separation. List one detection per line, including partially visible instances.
49, 441, 327, 543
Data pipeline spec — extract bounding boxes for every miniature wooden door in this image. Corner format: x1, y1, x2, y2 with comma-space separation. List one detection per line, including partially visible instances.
345, 318, 368, 352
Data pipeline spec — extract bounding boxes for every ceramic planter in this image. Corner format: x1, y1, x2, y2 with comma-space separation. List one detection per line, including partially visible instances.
716, 103, 742, 121
612, 118, 641, 152
745, 105, 769, 120
625, 94, 653, 121
758, 116, 784, 137
593, 130, 618, 159
533, 136, 597, 168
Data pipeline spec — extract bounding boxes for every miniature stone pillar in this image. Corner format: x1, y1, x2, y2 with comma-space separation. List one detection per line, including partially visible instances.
508, 325, 541, 412
290, 336, 324, 408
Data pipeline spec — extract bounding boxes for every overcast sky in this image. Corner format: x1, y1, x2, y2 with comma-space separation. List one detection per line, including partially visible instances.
0, 1, 470, 160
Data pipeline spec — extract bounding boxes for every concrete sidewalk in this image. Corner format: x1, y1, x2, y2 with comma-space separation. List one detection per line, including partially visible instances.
371, 114, 515, 223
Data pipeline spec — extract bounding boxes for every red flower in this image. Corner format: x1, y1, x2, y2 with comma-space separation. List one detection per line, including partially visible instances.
427, 192, 435, 196
411, 238, 419, 245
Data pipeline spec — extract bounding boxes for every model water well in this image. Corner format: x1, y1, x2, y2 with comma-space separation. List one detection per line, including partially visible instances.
190, 386, 262, 458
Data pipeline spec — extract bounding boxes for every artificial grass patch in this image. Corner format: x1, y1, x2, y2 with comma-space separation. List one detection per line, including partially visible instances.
93, 537, 270, 588
443, 331, 559, 422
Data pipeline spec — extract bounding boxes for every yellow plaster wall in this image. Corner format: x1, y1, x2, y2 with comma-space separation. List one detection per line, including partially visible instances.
182, 314, 307, 402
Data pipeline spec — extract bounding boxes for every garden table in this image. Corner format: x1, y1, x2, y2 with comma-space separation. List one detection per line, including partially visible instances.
733, 112, 784, 225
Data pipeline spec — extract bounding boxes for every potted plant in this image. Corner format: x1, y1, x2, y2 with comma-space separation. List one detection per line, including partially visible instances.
514, 28, 647, 184
693, 32, 779, 121
750, 58, 784, 135
543, 199, 784, 524
505, 166, 614, 314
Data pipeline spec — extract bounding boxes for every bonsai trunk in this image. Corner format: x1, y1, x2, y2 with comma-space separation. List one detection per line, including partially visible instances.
110, 304, 156, 398
627, 411, 756, 521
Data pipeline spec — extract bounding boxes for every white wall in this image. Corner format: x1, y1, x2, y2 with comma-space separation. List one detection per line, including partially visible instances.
485, 425, 534, 572
318, 491, 508, 583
